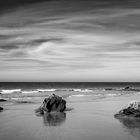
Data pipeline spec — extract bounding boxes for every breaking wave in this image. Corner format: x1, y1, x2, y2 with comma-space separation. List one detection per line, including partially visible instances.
0, 88, 94, 94
0, 89, 21, 94
69, 94, 92, 97
0, 87, 138, 101
72, 89, 93, 92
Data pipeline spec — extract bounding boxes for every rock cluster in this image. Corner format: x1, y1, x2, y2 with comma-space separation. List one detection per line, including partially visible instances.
123, 86, 140, 91
36, 94, 66, 114
115, 101, 140, 118
105, 86, 140, 91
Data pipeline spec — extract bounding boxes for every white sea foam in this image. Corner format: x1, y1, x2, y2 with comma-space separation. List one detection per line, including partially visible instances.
73, 89, 93, 92
26, 97, 32, 100
106, 93, 117, 97
69, 94, 92, 98
22, 90, 38, 94
69, 93, 119, 98
0, 89, 21, 94
37, 89, 56, 92
10, 97, 32, 100
20, 88, 93, 93
10, 98, 22, 100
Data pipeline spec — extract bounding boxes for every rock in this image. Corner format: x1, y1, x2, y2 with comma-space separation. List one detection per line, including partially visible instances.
0, 107, 3, 111
122, 86, 140, 92
0, 99, 7, 102
124, 86, 131, 90
35, 94, 66, 114
16, 100, 34, 104
105, 88, 114, 91
115, 101, 140, 118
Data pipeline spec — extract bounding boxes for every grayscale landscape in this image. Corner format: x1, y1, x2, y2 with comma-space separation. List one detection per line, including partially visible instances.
0, 0, 140, 140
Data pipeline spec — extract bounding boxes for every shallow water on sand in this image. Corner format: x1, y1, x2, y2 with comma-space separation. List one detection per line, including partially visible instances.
0, 92, 140, 140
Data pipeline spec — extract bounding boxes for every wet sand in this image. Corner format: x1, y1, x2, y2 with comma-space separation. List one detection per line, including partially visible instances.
0, 92, 140, 140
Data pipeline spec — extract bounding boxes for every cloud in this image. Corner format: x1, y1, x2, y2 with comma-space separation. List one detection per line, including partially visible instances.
0, 0, 140, 81
0, 44, 19, 50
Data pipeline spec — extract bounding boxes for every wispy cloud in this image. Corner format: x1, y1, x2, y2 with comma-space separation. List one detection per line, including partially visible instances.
0, 0, 140, 81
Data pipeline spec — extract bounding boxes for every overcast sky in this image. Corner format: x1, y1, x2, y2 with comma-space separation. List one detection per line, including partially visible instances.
0, 0, 140, 82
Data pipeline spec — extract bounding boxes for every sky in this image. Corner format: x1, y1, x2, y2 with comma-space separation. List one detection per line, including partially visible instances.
0, 0, 140, 82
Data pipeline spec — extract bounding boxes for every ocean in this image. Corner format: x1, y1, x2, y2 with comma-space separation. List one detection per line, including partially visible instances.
1, 82, 140, 90
0, 82, 140, 100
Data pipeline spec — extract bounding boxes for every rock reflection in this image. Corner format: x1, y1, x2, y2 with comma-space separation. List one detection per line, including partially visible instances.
116, 117, 140, 139
43, 112, 66, 126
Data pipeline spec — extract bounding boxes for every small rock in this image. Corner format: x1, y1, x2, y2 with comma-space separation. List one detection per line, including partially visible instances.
105, 88, 114, 91
115, 101, 140, 118
16, 100, 33, 104
0, 99, 7, 102
0, 107, 3, 111
124, 86, 131, 90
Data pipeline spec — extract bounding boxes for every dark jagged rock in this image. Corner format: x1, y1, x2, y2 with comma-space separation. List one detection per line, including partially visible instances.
124, 86, 131, 90
122, 86, 140, 92
105, 88, 114, 91
105, 86, 140, 92
115, 101, 140, 118
16, 100, 34, 104
0, 99, 7, 102
35, 94, 66, 114
0, 107, 3, 111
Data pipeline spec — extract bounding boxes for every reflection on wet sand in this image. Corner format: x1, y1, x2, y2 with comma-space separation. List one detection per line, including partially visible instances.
43, 112, 66, 126
116, 117, 140, 139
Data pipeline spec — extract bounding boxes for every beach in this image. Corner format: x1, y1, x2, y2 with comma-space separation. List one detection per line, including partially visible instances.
0, 87, 140, 140
0, 0, 140, 139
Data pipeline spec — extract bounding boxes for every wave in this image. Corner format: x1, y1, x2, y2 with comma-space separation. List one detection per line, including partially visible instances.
37, 89, 56, 92
0, 88, 94, 94
37, 88, 93, 92
0, 87, 136, 100
105, 93, 118, 97
69, 94, 91, 97
72, 89, 93, 92
10, 97, 22, 100
22, 90, 38, 94
22, 88, 94, 93
68, 92, 122, 99
0, 89, 21, 94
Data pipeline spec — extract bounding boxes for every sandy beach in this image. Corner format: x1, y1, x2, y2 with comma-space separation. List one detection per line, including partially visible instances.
0, 0, 140, 139
0, 91, 140, 140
